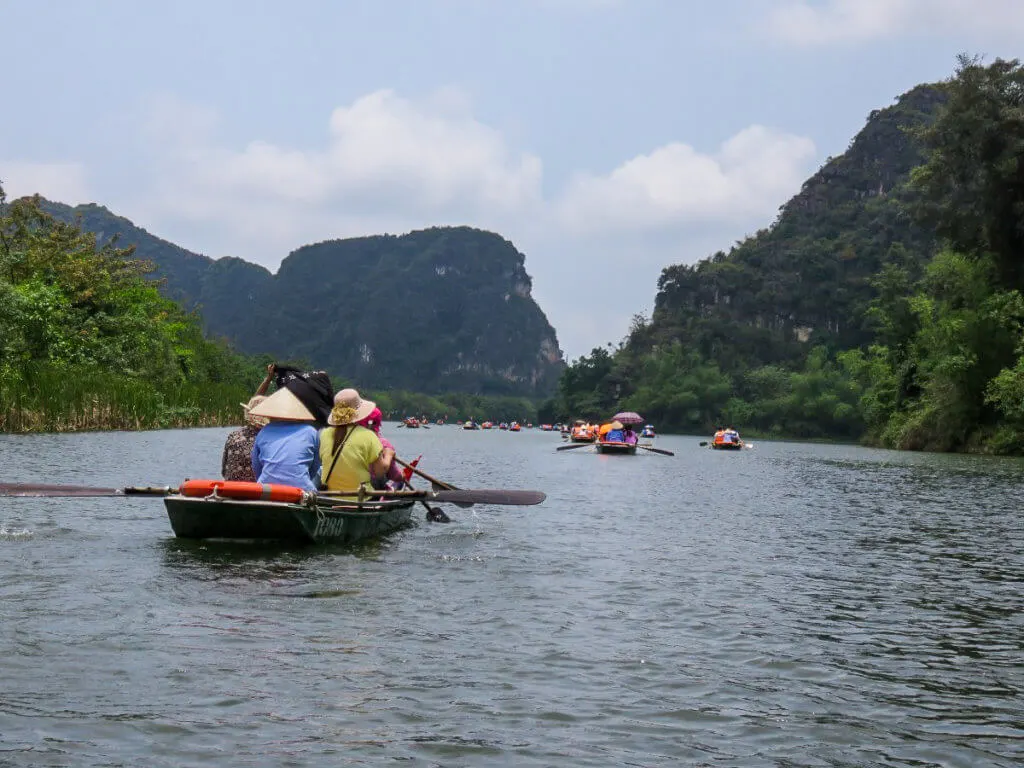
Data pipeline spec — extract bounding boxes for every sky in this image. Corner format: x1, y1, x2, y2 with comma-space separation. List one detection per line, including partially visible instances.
2, 0, 1021, 360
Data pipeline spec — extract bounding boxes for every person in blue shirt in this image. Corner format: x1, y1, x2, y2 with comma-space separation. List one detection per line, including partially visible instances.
604, 420, 625, 442
248, 386, 322, 492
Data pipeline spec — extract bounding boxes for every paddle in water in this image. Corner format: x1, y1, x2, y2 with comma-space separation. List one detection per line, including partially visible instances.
555, 443, 593, 452
638, 444, 675, 457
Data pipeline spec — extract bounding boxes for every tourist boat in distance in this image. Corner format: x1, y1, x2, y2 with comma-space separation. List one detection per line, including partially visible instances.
595, 440, 637, 455
540, 424, 554, 431
570, 420, 596, 443
481, 421, 494, 430
403, 417, 420, 428
463, 420, 480, 430
710, 429, 743, 450
164, 480, 415, 544
499, 422, 509, 430
509, 422, 522, 432
641, 424, 656, 438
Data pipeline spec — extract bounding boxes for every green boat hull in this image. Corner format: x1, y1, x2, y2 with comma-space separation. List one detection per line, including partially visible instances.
164, 495, 415, 544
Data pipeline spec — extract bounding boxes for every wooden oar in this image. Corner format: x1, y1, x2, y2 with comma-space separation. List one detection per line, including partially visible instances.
393, 457, 458, 491
318, 488, 546, 506
1, 481, 544, 506
639, 444, 675, 456
556, 442, 593, 451
0, 483, 175, 497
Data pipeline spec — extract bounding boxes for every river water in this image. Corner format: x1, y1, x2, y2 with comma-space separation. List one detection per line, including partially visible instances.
1, 426, 1021, 767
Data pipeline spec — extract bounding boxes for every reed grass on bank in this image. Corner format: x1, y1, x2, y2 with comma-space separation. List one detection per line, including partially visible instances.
0, 366, 249, 433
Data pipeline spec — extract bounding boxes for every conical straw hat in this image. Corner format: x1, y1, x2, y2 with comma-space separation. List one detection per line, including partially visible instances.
247, 387, 316, 422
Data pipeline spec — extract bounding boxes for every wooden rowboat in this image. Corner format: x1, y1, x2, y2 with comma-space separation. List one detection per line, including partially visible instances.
595, 440, 637, 455
164, 494, 415, 544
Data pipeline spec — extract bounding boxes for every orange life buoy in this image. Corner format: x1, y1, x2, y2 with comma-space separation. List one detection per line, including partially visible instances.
179, 479, 305, 503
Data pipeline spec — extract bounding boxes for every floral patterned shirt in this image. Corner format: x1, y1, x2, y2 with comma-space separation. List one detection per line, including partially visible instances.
221, 425, 261, 482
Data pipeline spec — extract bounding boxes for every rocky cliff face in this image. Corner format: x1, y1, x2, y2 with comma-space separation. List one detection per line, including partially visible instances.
37, 203, 563, 395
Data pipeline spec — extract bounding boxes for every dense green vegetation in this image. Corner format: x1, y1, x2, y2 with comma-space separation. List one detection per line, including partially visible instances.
42, 201, 564, 397
0, 188, 268, 431
0, 191, 546, 431
545, 57, 1024, 453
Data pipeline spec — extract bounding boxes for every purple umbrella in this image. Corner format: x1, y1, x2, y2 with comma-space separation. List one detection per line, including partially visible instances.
613, 411, 643, 425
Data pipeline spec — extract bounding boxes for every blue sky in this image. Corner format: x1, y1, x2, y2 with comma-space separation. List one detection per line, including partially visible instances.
2, 0, 1021, 359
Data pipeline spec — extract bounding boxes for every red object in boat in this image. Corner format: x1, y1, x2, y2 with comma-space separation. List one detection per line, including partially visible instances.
179, 479, 306, 503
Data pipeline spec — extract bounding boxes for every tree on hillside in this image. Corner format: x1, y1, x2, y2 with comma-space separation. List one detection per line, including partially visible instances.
912, 55, 1024, 289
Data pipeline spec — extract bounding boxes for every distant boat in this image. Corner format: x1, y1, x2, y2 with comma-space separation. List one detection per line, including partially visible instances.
570, 420, 596, 443
710, 429, 743, 450
403, 417, 420, 429
641, 424, 656, 438
509, 422, 522, 432
481, 421, 493, 430
463, 421, 480, 430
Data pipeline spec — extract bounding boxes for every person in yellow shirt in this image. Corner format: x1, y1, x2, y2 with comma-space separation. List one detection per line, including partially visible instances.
319, 388, 395, 494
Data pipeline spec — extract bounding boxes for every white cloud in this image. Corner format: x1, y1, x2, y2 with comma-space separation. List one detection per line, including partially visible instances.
0, 161, 91, 204
555, 126, 816, 235
765, 0, 1024, 45
92, 90, 816, 357
144, 88, 542, 227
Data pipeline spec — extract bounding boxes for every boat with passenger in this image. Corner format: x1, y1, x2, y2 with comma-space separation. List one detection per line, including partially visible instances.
569, 420, 596, 443
403, 417, 420, 428
710, 427, 744, 450
641, 424, 656, 438
163, 479, 415, 544
595, 418, 639, 455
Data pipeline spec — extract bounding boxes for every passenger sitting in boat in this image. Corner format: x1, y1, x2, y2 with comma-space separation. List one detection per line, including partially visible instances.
604, 420, 625, 442
248, 385, 322, 492
356, 405, 407, 490
320, 388, 395, 494
221, 363, 276, 482
621, 424, 638, 445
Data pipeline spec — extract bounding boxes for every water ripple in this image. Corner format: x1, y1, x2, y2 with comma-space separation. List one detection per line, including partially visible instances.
1, 430, 1023, 766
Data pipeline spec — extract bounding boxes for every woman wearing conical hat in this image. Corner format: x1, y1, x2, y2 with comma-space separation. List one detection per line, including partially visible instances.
248, 383, 323, 492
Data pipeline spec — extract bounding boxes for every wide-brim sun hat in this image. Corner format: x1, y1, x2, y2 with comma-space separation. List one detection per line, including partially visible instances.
247, 387, 317, 422
240, 395, 270, 426
610, 420, 624, 430
328, 388, 377, 426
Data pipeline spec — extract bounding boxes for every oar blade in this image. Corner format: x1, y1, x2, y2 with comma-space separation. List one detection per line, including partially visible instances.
555, 443, 592, 451
0, 483, 172, 497
432, 489, 546, 506
640, 445, 675, 457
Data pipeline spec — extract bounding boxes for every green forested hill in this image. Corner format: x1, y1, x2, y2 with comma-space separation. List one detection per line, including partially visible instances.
228, 228, 563, 396
643, 83, 945, 372
549, 57, 1024, 454
39, 201, 563, 396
